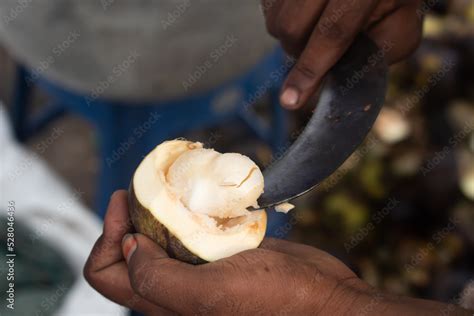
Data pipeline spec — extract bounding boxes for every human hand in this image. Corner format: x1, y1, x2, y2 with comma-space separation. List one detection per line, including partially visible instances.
118, 232, 371, 315
84, 190, 369, 314
84, 191, 472, 315
83, 190, 174, 315
262, 0, 424, 109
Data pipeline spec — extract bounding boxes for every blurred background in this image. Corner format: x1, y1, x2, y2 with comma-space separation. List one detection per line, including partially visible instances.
0, 0, 473, 315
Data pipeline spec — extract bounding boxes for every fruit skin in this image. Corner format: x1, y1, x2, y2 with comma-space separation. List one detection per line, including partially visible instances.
128, 183, 206, 265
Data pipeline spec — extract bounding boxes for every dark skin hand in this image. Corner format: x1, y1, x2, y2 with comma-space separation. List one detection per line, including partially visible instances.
261, 0, 425, 109
84, 191, 472, 315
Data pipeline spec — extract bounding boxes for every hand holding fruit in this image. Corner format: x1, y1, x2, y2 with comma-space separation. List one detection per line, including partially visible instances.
83, 191, 471, 315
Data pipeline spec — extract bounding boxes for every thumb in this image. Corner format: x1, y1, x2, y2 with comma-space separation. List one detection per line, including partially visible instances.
121, 233, 167, 264
122, 233, 206, 314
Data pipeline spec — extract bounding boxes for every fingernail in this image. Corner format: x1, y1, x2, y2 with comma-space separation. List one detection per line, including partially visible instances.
280, 87, 299, 108
122, 234, 137, 264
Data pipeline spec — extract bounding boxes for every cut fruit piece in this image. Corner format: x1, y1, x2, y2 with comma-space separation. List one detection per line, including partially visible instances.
129, 139, 267, 264
274, 202, 295, 214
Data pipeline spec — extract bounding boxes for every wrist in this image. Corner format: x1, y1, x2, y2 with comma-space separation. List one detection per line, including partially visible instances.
347, 287, 472, 316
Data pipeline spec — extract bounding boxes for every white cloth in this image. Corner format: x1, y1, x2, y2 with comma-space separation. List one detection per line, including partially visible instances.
0, 104, 126, 315
0, 0, 276, 101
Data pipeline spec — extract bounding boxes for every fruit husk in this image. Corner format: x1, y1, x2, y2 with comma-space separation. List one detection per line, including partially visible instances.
128, 183, 206, 265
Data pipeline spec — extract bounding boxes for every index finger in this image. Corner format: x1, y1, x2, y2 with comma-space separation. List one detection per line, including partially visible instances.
280, 0, 378, 109
85, 190, 133, 270
84, 191, 170, 314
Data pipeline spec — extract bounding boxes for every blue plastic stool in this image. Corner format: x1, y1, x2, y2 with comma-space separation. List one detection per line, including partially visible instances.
10, 48, 291, 236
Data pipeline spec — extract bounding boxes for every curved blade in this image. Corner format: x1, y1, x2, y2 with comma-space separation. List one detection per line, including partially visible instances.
256, 34, 388, 210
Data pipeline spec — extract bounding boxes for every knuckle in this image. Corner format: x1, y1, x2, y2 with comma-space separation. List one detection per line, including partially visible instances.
317, 21, 353, 44
305, 265, 325, 288
129, 262, 154, 295
82, 261, 95, 285
390, 24, 423, 63
82, 255, 103, 288
278, 23, 302, 44
294, 61, 319, 82
220, 258, 244, 275
83, 262, 109, 291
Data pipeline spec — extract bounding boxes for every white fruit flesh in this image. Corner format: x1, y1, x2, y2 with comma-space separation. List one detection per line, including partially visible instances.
133, 139, 267, 261
167, 148, 264, 218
